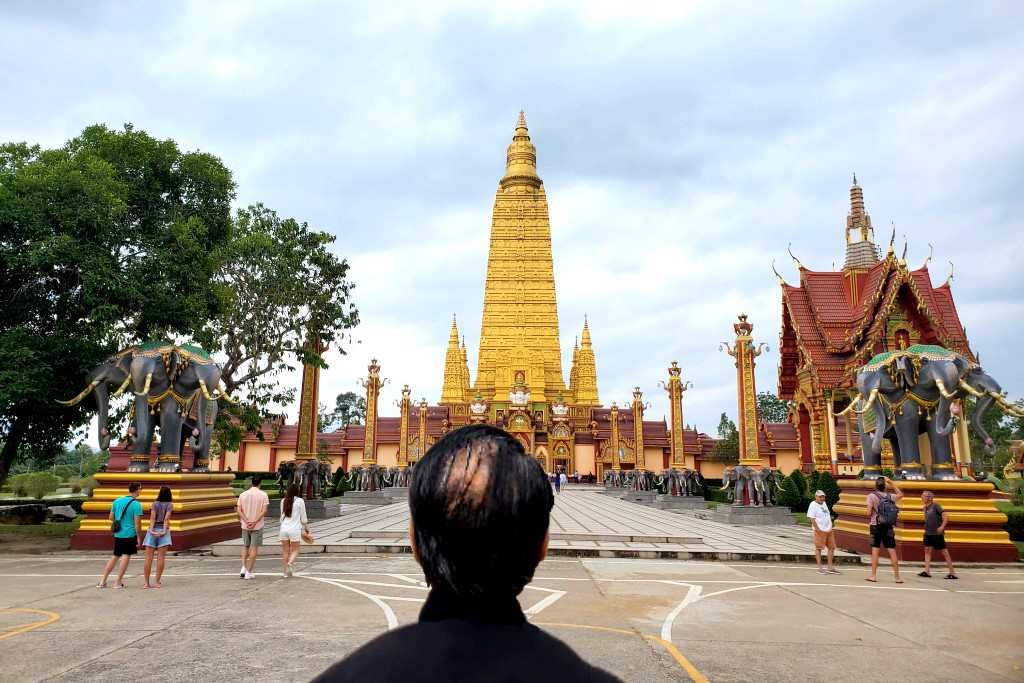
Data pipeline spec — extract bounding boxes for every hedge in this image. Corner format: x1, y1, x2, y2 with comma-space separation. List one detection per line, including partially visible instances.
996, 503, 1024, 541
230, 471, 278, 482
777, 475, 804, 511
788, 468, 807, 498
0, 497, 88, 514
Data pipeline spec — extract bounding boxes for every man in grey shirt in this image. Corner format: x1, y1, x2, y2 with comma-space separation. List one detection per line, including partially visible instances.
918, 490, 957, 579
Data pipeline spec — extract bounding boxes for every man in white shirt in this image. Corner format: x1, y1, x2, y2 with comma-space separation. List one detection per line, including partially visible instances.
807, 489, 839, 575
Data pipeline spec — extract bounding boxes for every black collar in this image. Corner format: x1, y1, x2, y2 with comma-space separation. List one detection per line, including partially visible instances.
419, 585, 526, 626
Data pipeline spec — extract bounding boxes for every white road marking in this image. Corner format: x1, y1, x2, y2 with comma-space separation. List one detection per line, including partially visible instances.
298, 575, 399, 630
523, 587, 567, 617
660, 584, 702, 640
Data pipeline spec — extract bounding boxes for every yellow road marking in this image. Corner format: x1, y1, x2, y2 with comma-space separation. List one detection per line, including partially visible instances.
0, 608, 60, 641
536, 621, 709, 683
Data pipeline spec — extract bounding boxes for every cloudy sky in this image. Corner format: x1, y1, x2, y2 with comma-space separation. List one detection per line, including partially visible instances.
4, 1, 1022, 435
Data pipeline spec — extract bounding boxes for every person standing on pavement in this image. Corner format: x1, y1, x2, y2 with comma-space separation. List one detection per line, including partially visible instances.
559, 471, 568, 492
142, 486, 173, 588
279, 483, 309, 577
97, 481, 143, 589
866, 476, 904, 583
553, 470, 561, 494
237, 475, 270, 580
919, 490, 957, 580
807, 489, 839, 574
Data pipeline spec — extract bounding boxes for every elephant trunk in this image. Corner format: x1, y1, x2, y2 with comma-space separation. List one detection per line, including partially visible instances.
870, 398, 886, 456
935, 394, 957, 437
95, 383, 111, 451
971, 394, 996, 454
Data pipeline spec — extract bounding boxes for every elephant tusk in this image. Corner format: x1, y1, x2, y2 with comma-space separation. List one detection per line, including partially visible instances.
935, 379, 958, 400
134, 372, 153, 396
853, 389, 879, 414
111, 375, 132, 398
198, 379, 216, 401
990, 391, 1024, 417
958, 380, 985, 398
835, 397, 861, 416
57, 381, 99, 406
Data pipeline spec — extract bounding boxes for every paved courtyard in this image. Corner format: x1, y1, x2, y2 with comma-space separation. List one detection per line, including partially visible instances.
0, 553, 1022, 682
213, 490, 859, 562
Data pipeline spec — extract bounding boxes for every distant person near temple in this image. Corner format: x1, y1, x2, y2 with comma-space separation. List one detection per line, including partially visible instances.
312, 424, 620, 682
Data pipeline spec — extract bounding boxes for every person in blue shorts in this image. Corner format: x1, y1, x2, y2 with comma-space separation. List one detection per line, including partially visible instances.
142, 486, 174, 588
97, 482, 143, 589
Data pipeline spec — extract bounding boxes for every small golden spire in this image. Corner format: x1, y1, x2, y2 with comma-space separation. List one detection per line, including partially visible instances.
502, 110, 540, 188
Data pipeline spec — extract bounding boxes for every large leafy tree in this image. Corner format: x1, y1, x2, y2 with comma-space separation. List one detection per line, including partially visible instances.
201, 204, 359, 453
709, 413, 739, 462
323, 391, 367, 431
756, 391, 792, 424
0, 124, 234, 485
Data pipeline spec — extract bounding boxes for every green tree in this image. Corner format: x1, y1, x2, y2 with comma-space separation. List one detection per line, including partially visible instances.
788, 467, 807, 498
756, 391, 792, 423
0, 124, 234, 486
325, 391, 367, 430
709, 413, 739, 462
965, 396, 1016, 474
201, 204, 359, 454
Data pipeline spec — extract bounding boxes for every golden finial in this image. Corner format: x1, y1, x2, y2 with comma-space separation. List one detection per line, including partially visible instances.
943, 260, 954, 287
771, 259, 786, 285
920, 243, 933, 269
787, 243, 804, 270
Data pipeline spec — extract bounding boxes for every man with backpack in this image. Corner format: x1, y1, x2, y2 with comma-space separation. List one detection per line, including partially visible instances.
866, 476, 904, 583
97, 481, 144, 589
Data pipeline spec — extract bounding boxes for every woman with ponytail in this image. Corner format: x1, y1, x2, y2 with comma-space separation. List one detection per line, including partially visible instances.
278, 482, 308, 577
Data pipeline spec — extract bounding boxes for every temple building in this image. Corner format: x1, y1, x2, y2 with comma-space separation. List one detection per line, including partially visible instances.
777, 176, 975, 474
203, 113, 807, 478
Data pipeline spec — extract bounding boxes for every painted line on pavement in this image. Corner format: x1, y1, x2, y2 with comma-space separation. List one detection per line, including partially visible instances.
536, 622, 708, 683
661, 585, 702, 640
298, 575, 399, 630
0, 608, 60, 641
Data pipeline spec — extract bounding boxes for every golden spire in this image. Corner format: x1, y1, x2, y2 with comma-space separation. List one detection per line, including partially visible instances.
573, 316, 600, 406
569, 336, 580, 392
843, 173, 880, 270
501, 110, 541, 189
440, 315, 467, 404
460, 335, 471, 401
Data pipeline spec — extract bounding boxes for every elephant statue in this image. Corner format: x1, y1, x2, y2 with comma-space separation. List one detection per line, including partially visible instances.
682, 468, 705, 497
752, 467, 781, 506
277, 461, 297, 496
57, 348, 137, 451
604, 469, 625, 488
293, 459, 324, 499
721, 465, 759, 506
125, 343, 236, 472
848, 345, 1024, 481
660, 468, 683, 496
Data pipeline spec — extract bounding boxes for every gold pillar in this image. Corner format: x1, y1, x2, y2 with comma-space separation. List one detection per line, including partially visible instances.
722, 313, 764, 466
609, 402, 621, 470
826, 391, 839, 475
662, 361, 689, 466
632, 387, 646, 470
416, 398, 428, 463
398, 385, 411, 468
295, 333, 323, 461
360, 359, 384, 464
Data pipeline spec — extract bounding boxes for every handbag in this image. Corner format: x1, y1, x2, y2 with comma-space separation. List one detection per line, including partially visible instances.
301, 529, 315, 544
110, 497, 134, 534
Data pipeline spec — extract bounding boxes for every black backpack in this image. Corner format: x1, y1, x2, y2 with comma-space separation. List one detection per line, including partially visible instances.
875, 493, 899, 526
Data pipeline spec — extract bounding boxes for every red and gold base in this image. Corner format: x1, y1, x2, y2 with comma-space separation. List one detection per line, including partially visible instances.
70, 473, 238, 551
834, 480, 1018, 563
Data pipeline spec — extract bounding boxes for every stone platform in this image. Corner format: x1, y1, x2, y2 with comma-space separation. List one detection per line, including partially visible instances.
653, 494, 707, 511
339, 490, 397, 506
71, 472, 238, 550
834, 479, 1018, 562
212, 491, 860, 563
703, 504, 797, 526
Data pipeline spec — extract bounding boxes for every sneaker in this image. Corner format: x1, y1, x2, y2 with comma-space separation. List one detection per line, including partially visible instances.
827, 568, 841, 574
286, 563, 294, 577
240, 566, 246, 578
817, 569, 828, 574
243, 572, 255, 580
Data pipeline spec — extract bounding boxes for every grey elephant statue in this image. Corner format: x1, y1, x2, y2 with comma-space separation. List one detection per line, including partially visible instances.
847, 344, 1024, 481
293, 459, 324, 499
277, 461, 297, 496
58, 348, 137, 451
604, 469, 625, 488
682, 468, 705, 497
721, 465, 759, 506
752, 468, 781, 506
660, 468, 684, 496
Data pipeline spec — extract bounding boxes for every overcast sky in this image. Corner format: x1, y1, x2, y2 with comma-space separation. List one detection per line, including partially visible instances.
4, 1, 1022, 437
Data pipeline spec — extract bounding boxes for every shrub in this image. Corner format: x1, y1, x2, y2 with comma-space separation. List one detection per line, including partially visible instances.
329, 468, 351, 497
808, 470, 821, 493
998, 504, 1024, 541
788, 468, 807, 498
68, 479, 83, 493
776, 475, 804, 511
52, 465, 76, 482
703, 482, 730, 503
9, 473, 31, 497
26, 472, 61, 499
818, 471, 841, 509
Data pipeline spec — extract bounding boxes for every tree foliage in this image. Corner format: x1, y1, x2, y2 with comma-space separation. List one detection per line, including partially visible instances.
965, 396, 1024, 474
708, 413, 739, 462
324, 391, 367, 430
0, 124, 234, 485
756, 391, 792, 424
788, 467, 807, 497
776, 475, 803, 511
817, 471, 841, 509
201, 203, 359, 454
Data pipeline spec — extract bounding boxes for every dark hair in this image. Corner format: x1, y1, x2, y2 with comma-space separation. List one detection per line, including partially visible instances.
157, 486, 172, 503
283, 483, 300, 518
128, 482, 142, 494
875, 476, 886, 491
251, 475, 262, 487
409, 424, 553, 599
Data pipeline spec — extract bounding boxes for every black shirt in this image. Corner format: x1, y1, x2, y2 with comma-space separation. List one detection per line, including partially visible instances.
924, 502, 945, 535
312, 585, 621, 682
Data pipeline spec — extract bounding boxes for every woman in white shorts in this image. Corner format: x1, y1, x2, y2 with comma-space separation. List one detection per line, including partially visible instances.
279, 483, 308, 577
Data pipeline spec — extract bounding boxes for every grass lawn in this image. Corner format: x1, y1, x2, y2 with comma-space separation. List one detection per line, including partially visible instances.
0, 517, 82, 537
793, 513, 812, 526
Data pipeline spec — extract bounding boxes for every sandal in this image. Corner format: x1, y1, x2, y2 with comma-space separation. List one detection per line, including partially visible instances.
142, 584, 152, 589
95, 584, 107, 589
945, 574, 958, 580
154, 583, 162, 589
917, 571, 931, 578
115, 583, 126, 589
865, 577, 877, 583
895, 578, 904, 584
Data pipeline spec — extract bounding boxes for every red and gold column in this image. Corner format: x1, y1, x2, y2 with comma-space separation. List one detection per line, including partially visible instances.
398, 384, 411, 468
295, 334, 324, 462
360, 359, 384, 464
609, 402, 621, 470
722, 313, 766, 466
632, 387, 646, 470
662, 361, 690, 466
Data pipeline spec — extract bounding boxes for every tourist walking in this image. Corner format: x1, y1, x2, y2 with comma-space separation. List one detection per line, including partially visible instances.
919, 490, 957, 579
279, 483, 309, 577
237, 475, 270, 580
553, 470, 561, 494
142, 486, 173, 588
97, 481, 143, 589
807, 489, 839, 574
312, 424, 619, 682
866, 476, 904, 583
559, 471, 568, 491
